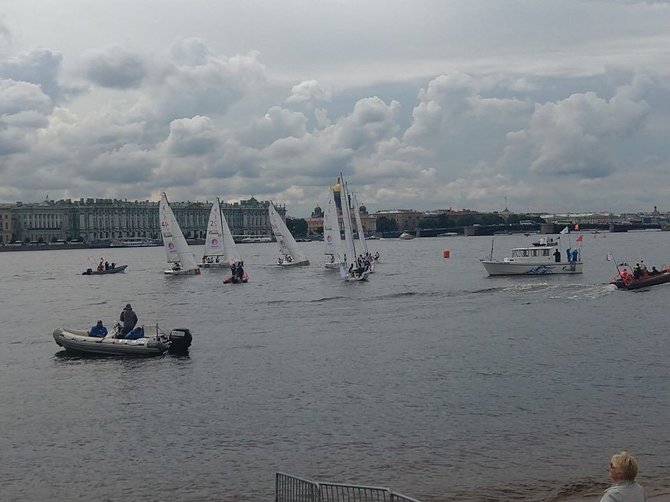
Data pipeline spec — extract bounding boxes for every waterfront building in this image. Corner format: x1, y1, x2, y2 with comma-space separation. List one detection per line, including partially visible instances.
12, 200, 66, 244
5, 196, 281, 244
375, 209, 423, 231
305, 200, 378, 237
0, 204, 14, 244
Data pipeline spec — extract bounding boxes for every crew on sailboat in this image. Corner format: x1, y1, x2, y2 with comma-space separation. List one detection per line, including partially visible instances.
278, 254, 293, 264
230, 261, 245, 283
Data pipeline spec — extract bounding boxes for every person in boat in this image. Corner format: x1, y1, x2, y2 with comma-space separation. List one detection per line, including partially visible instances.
571, 249, 578, 262
650, 266, 660, 276
172, 262, 182, 271
119, 304, 138, 336
124, 326, 144, 340
230, 261, 244, 282
633, 263, 642, 279
374, 251, 380, 261
566, 248, 571, 262
97, 259, 104, 271
553, 249, 561, 262
111, 262, 116, 269
599, 451, 645, 502
104, 261, 110, 270
89, 320, 108, 337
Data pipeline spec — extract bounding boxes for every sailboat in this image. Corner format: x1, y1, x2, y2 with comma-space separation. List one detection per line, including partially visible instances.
200, 198, 228, 268
323, 186, 345, 269
268, 202, 310, 266
351, 192, 374, 273
217, 205, 249, 284
337, 174, 370, 282
159, 192, 201, 275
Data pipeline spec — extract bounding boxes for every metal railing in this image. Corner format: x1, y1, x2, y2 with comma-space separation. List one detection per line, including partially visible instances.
276, 472, 422, 502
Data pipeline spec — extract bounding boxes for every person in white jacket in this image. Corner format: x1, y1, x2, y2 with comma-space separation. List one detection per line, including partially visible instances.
600, 451, 646, 502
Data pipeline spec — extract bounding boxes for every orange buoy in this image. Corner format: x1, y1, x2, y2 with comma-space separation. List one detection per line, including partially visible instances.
443, 249, 450, 259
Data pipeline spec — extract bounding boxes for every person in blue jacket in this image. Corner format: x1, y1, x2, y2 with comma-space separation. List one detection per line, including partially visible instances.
89, 320, 108, 337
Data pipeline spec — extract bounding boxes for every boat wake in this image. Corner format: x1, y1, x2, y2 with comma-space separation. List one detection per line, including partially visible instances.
502, 281, 617, 300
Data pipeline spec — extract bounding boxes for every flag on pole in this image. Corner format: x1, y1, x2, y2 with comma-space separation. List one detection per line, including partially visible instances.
560, 226, 569, 234
576, 234, 583, 242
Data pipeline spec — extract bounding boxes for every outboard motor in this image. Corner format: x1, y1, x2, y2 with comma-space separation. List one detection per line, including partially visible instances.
168, 328, 192, 354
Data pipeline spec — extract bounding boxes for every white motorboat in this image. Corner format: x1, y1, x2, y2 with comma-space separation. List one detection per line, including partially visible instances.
399, 232, 414, 240
481, 244, 583, 276
52, 325, 192, 356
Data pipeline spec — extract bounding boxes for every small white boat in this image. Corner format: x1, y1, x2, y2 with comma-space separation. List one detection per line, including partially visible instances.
52, 325, 192, 356
268, 202, 310, 267
200, 197, 229, 268
481, 244, 582, 276
323, 186, 345, 269
337, 173, 373, 282
399, 232, 414, 240
159, 192, 201, 276
240, 236, 272, 243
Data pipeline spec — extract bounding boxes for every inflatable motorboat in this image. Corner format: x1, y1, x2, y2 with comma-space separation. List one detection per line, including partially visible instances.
52, 324, 192, 356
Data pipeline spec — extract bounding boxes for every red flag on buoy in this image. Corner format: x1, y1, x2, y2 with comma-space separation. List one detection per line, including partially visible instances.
576, 234, 583, 242
443, 249, 450, 258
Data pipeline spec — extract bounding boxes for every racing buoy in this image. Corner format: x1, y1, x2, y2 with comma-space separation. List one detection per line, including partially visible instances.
443, 248, 450, 259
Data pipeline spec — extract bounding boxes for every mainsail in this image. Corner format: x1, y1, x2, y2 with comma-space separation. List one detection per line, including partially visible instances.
203, 198, 225, 260
268, 202, 308, 265
159, 192, 199, 272
323, 186, 344, 267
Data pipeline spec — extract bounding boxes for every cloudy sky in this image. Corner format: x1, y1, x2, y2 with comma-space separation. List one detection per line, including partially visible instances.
1, 0, 669, 217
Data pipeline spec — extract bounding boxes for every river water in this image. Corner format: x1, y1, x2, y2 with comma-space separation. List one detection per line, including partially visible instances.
1, 231, 669, 501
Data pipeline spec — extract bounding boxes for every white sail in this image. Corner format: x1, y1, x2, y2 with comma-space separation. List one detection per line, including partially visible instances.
323, 187, 344, 268
159, 192, 199, 274
339, 178, 357, 264
351, 192, 369, 255
268, 202, 309, 265
338, 174, 370, 281
221, 208, 241, 265
203, 198, 225, 259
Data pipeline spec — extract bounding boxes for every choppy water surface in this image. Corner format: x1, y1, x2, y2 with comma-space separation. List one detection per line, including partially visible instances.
1, 232, 669, 501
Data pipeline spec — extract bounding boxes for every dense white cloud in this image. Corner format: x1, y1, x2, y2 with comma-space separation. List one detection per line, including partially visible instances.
0, 0, 669, 214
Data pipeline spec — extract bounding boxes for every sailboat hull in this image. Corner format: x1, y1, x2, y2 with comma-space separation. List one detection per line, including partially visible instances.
278, 259, 310, 267
223, 272, 249, 284
200, 261, 228, 269
164, 268, 201, 275
345, 271, 370, 281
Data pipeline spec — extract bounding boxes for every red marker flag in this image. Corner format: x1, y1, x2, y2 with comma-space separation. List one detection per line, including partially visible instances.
576, 234, 583, 242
